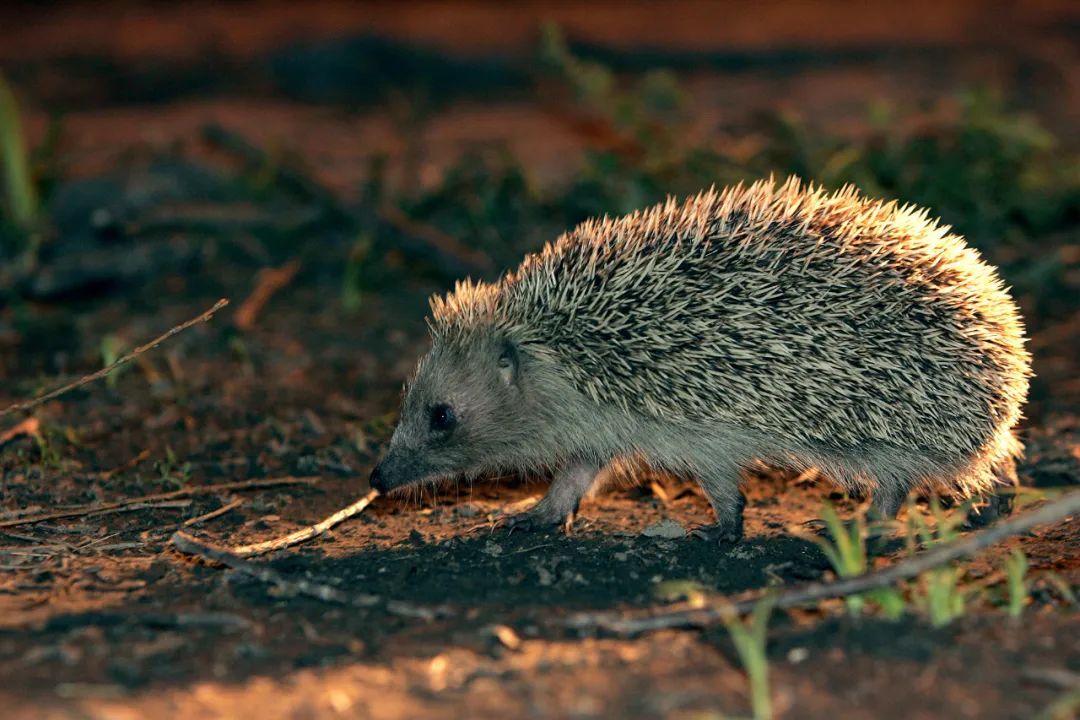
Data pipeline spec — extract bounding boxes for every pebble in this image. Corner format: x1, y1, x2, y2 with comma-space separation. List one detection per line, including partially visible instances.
641, 519, 686, 539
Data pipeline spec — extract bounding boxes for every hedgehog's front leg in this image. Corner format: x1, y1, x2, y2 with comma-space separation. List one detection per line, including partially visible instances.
507, 461, 600, 531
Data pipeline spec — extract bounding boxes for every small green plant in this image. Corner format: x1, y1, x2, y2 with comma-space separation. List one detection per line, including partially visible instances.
754, 90, 1077, 251
1038, 688, 1080, 720
538, 23, 729, 221
872, 587, 908, 621
100, 335, 127, 389
0, 72, 39, 239
720, 595, 776, 720
813, 501, 869, 615
919, 565, 970, 627
228, 335, 254, 375
1003, 548, 1030, 619
32, 428, 62, 468
906, 495, 969, 552
341, 232, 373, 312
812, 500, 906, 618
905, 497, 974, 626
155, 445, 191, 485
539, 22, 686, 149
26, 422, 79, 469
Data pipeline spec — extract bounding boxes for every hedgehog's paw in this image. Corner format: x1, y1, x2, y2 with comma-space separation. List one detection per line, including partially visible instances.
965, 491, 1014, 529
691, 522, 743, 547
505, 504, 572, 533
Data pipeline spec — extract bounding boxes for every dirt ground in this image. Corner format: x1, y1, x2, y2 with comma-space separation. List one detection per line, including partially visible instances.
0, 2, 1078, 719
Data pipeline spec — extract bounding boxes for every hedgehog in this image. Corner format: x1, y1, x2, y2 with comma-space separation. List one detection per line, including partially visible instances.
369, 177, 1030, 542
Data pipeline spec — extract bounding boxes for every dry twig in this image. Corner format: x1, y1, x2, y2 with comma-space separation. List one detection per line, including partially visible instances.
0, 299, 229, 419
98, 448, 152, 480
0, 416, 40, 446
0, 476, 320, 528
231, 489, 380, 557
182, 498, 245, 527
565, 491, 1080, 636
234, 260, 301, 330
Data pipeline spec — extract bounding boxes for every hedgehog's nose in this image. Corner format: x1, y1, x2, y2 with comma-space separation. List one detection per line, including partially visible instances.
369, 462, 387, 493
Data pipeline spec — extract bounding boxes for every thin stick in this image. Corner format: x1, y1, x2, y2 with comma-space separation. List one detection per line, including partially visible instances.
171, 531, 357, 604
0, 299, 229, 419
109, 499, 190, 512
98, 448, 151, 480
230, 489, 380, 557
234, 260, 301, 331
182, 498, 244, 527
565, 491, 1080, 636
0, 416, 39, 445
0, 476, 320, 528
2, 499, 192, 531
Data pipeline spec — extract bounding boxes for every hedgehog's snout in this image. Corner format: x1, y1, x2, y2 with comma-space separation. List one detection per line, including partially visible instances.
369, 454, 411, 493
369, 441, 431, 493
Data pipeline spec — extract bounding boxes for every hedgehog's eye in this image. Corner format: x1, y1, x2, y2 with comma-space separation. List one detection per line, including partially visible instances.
429, 403, 457, 433
497, 341, 518, 386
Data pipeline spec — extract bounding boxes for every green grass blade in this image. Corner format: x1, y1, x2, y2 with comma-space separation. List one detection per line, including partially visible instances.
0, 72, 38, 228
722, 596, 775, 720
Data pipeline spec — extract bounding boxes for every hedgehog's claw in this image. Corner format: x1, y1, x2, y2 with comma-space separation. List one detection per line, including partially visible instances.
691, 522, 742, 547
505, 505, 571, 533
965, 491, 1014, 528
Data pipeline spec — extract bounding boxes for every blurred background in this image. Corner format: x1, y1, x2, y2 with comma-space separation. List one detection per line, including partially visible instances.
1, 3, 1078, 717
1, 1, 1077, 413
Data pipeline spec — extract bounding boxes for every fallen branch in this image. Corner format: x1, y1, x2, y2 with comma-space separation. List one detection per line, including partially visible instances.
231, 489, 380, 557
234, 260, 301, 331
0, 476, 320, 528
0, 298, 229, 419
171, 531, 369, 605
565, 491, 1080, 636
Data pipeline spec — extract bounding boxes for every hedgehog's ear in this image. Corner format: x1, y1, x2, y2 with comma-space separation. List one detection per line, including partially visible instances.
497, 340, 519, 387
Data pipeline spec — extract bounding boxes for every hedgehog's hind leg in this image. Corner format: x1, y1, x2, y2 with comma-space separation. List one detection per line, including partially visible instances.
965, 454, 1019, 528
869, 483, 906, 521
837, 449, 926, 553
847, 446, 930, 521
690, 459, 747, 546
507, 461, 601, 532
